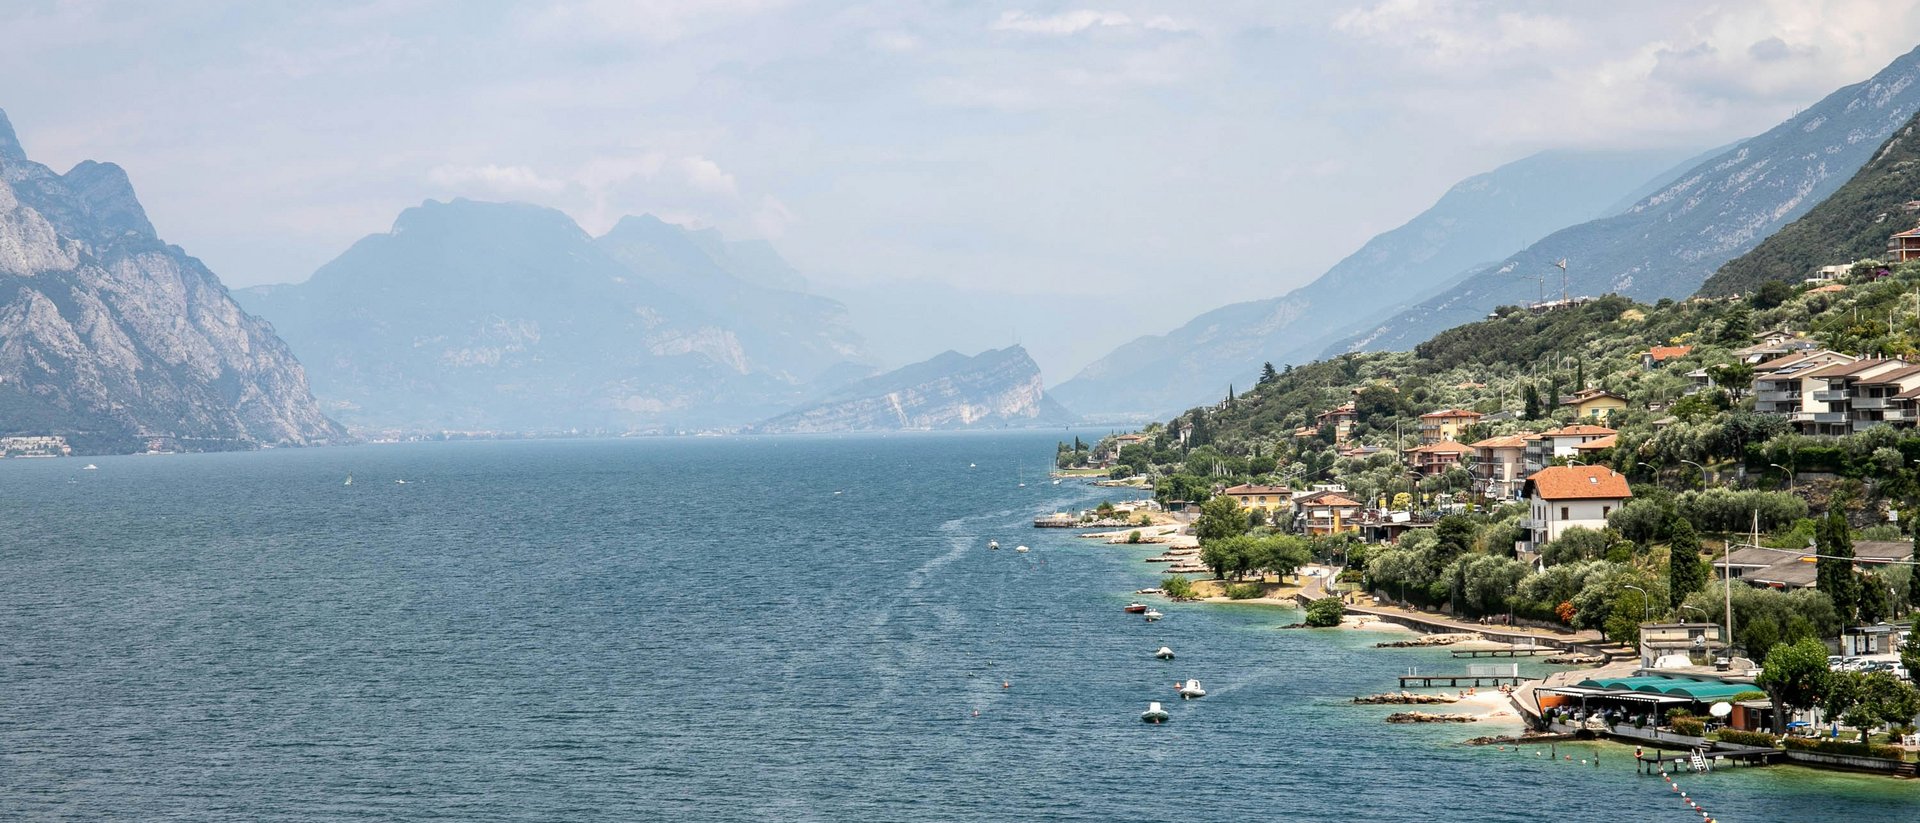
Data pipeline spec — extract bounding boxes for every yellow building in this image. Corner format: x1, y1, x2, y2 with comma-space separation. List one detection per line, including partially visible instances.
1559, 388, 1628, 421
1221, 484, 1293, 513
1417, 408, 1482, 444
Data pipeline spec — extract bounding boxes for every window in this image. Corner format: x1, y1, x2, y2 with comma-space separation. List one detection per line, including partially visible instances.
1560, 506, 1569, 520
1602, 506, 1611, 517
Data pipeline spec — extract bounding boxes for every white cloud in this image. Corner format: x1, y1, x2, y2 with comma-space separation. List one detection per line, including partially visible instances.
991, 10, 1133, 36
427, 163, 566, 193
676, 156, 738, 196
752, 194, 795, 238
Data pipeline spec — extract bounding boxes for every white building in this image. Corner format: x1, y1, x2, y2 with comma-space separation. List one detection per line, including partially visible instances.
1521, 465, 1633, 550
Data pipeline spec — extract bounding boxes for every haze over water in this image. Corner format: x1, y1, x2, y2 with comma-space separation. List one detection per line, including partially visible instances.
0, 434, 1908, 821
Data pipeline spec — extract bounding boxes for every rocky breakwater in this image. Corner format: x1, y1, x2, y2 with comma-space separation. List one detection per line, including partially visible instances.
1385, 712, 1479, 724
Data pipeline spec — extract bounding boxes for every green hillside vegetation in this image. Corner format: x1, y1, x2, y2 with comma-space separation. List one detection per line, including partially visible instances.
1102, 267, 1920, 650
1702, 110, 1920, 296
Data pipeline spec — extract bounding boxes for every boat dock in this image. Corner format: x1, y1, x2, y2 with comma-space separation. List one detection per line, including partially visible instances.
1398, 664, 1530, 688
1635, 746, 1781, 774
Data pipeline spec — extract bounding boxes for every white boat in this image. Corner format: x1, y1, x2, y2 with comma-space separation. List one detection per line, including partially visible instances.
1155, 646, 1175, 660
395, 479, 408, 484
969, 463, 976, 468
1143, 609, 1163, 621
1052, 479, 1060, 485
343, 473, 353, 486
1177, 678, 1206, 699
1015, 545, 1030, 553
1141, 701, 1169, 723
988, 540, 1000, 550
82, 464, 98, 470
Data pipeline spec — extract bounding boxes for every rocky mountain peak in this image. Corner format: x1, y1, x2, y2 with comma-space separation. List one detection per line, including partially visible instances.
0, 108, 25, 163
62, 160, 156, 239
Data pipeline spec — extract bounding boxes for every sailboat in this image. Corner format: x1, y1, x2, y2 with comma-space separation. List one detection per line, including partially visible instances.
343, 473, 353, 486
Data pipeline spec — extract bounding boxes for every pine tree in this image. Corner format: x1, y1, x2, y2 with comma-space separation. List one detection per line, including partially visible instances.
1260, 362, 1279, 384
1667, 519, 1708, 610
1817, 511, 1860, 624
1574, 360, 1585, 392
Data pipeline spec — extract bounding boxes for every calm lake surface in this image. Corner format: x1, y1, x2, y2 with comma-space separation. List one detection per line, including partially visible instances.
0, 433, 1911, 821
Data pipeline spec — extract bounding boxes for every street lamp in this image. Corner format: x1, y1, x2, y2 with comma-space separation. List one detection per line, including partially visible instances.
1769, 463, 1794, 492
1622, 584, 1651, 624
1679, 604, 1708, 622
1680, 459, 1708, 488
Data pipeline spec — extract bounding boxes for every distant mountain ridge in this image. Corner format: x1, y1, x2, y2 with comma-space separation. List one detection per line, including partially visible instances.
1332, 44, 1920, 357
236, 199, 872, 432
0, 109, 343, 453
1049, 148, 1701, 420
1701, 109, 1920, 295
755, 345, 1073, 433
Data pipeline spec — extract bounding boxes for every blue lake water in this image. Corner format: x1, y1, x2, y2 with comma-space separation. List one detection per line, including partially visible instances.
0, 433, 1912, 821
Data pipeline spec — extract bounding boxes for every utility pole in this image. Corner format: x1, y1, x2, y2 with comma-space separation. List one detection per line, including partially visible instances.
1556, 259, 1569, 305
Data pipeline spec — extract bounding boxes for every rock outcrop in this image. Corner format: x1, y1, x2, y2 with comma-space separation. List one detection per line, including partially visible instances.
0, 109, 343, 453
755, 345, 1075, 432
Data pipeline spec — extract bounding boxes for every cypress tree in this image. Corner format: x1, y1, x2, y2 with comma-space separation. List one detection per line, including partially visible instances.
1816, 511, 1859, 624
1667, 519, 1708, 610
1523, 385, 1542, 420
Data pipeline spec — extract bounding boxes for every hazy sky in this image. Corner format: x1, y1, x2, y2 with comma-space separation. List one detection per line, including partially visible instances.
6, 1, 1920, 377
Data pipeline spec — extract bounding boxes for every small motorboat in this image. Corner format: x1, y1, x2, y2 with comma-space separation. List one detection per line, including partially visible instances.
82, 464, 98, 471
1177, 679, 1206, 699
1123, 603, 1149, 614
988, 540, 1000, 550
1143, 609, 1163, 622
1015, 545, 1030, 553
1155, 646, 1174, 660
1141, 701, 1169, 723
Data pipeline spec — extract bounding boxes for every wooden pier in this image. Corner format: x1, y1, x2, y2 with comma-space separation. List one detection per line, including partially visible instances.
1450, 647, 1555, 658
1398, 673, 1530, 687
1634, 746, 1780, 774
1399, 663, 1530, 688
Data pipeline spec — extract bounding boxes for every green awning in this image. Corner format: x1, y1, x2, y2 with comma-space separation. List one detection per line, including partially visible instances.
1575, 676, 1757, 702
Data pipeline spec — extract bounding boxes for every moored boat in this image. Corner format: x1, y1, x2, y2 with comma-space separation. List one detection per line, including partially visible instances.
1123, 603, 1148, 614
1015, 545, 1030, 553
1141, 701, 1169, 723
1155, 646, 1174, 660
989, 540, 1000, 550
1143, 609, 1163, 621
1177, 678, 1206, 699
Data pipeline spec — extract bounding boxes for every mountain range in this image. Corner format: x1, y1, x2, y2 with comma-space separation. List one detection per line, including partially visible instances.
236, 199, 873, 432
0, 109, 341, 453
1329, 44, 1920, 358
1048, 147, 1705, 420
1700, 108, 1920, 296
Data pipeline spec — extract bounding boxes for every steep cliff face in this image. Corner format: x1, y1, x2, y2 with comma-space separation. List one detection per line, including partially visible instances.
756, 345, 1074, 433
0, 109, 343, 453
236, 200, 872, 431
1332, 44, 1920, 357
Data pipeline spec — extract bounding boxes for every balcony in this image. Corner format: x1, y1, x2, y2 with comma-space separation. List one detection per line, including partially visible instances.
1813, 389, 1849, 402
1754, 389, 1800, 404
1809, 412, 1846, 424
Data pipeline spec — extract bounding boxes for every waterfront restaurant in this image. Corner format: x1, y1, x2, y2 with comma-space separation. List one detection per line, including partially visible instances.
1536, 675, 1764, 731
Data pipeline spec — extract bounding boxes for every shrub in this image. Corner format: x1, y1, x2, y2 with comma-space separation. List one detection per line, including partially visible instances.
1782, 737, 1907, 760
1162, 576, 1196, 599
1127, 530, 1142, 544
1224, 582, 1266, 600
1671, 718, 1705, 737
1304, 597, 1345, 627
1715, 730, 1778, 748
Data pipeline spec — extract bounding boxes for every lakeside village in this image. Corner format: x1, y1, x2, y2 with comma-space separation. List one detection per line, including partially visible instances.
1039, 240, 1920, 781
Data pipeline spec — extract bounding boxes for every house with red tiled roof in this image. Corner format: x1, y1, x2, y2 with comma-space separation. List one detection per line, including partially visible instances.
1888, 223, 1920, 263
1808, 283, 1847, 295
1521, 466, 1632, 550
1416, 408, 1482, 444
1558, 388, 1628, 421
1522, 424, 1616, 473
1294, 489, 1363, 536
1469, 434, 1529, 500
1642, 345, 1693, 368
1404, 439, 1474, 477
1314, 402, 1359, 445
1221, 484, 1293, 514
